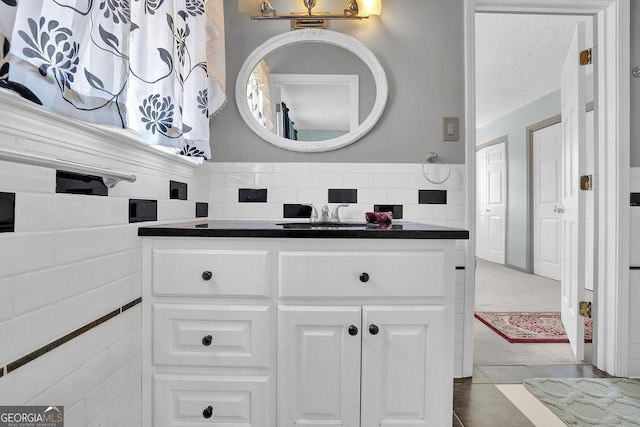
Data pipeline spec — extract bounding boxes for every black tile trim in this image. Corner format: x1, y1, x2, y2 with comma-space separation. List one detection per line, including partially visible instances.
0, 192, 15, 233
129, 199, 158, 223
196, 202, 209, 218
631, 266, 640, 270
239, 188, 268, 203
56, 170, 108, 196
284, 204, 312, 219
170, 180, 188, 200
631, 193, 640, 206
456, 266, 466, 270
374, 204, 403, 220
328, 189, 358, 204
4, 297, 142, 375
419, 189, 447, 204
0, 366, 3, 377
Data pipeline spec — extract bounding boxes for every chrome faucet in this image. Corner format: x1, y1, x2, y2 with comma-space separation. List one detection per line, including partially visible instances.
331, 204, 349, 222
302, 204, 319, 222
319, 205, 330, 222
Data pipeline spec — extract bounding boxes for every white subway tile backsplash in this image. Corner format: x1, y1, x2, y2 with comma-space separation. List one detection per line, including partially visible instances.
209, 172, 226, 188
314, 173, 344, 188
55, 228, 110, 264
15, 193, 86, 232
107, 329, 141, 374
402, 204, 434, 220
268, 188, 298, 203
55, 351, 110, 406
0, 232, 56, 278
84, 362, 130, 422
255, 172, 284, 188
4, 306, 56, 366
387, 189, 417, 204
349, 163, 389, 173
0, 278, 13, 322
13, 263, 84, 316
343, 173, 374, 188
235, 162, 273, 173
433, 205, 464, 221
85, 196, 128, 227
208, 162, 235, 173
157, 200, 185, 221
283, 173, 314, 188
209, 188, 237, 203
297, 188, 327, 204
62, 401, 86, 427
357, 188, 388, 204
389, 163, 423, 174
273, 163, 312, 173
374, 173, 405, 189
404, 173, 429, 189
225, 172, 255, 188
311, 163, 350, 173
0, 161, 56, 194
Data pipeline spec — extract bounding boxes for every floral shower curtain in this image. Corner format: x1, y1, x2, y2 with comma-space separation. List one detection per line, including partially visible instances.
0, 0, 225, 161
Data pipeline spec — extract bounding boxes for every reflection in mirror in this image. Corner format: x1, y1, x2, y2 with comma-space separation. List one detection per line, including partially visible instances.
236, 29, 387, 152
245, 41, 375, 143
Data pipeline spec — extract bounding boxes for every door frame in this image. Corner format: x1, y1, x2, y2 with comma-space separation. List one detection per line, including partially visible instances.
463, 0, 630, 377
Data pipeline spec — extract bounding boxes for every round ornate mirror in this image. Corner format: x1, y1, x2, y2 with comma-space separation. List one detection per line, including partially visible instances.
235, 29, 388, 152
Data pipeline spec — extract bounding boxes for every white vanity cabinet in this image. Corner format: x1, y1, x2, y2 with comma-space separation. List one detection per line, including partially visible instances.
141, 234, 458, 427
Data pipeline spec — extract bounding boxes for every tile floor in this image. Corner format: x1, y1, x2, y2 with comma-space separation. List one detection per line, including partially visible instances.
452, 364, 612, 426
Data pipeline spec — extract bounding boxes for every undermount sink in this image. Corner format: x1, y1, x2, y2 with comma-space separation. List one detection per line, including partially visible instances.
276, 222, 374, 228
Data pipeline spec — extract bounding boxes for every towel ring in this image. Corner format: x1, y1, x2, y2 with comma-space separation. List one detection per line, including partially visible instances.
422, 152, 451, 185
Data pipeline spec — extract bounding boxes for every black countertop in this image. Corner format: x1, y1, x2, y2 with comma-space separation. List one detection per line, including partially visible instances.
138, 220, 469, 240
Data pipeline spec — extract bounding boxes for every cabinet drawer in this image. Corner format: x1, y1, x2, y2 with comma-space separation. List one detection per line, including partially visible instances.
153, 249, 269, 297
154, 374, 269, 427
153, 304, 270, 368
279, 251, 445, 298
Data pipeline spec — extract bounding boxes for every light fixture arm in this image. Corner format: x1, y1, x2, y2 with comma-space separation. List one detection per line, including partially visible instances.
252, 0, 373, 30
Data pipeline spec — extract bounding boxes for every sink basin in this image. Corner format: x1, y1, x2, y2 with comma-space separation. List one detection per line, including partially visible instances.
276, 222, 373, 228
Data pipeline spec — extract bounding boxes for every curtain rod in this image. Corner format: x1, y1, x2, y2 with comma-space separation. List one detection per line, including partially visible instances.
0, 147, 137, 188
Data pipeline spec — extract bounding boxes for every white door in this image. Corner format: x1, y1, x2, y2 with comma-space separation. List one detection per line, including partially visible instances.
360, 306, 447, 427
278, 306, 361, 427
585, 109, 595, 291
476, 142, 507, 264
560, 22, 587, 361
533, 122, 563, 281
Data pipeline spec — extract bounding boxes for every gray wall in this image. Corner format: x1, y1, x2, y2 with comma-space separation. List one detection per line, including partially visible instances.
211, 0, 465, 163
477, 78, 594, 270
631, 0, 640, 166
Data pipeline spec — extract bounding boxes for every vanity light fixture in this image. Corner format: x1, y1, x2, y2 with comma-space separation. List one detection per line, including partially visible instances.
240, 0, 381, 30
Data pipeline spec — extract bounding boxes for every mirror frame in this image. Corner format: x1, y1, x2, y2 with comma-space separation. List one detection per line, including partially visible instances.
235, 29, 388, 152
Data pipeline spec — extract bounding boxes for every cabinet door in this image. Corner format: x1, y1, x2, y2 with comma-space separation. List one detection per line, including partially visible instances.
278, 306, 361, 427
361, 306, 449, 427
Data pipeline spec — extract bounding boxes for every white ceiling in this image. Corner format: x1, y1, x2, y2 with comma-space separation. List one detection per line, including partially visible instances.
475, 13, 593, 128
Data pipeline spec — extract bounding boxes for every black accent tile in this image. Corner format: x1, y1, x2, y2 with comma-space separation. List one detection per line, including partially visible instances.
284, 204, 312, 219
239, 188, 267, 203
419, 189, 447, 204
56, 170, 108, 196
122, 297, 142, 312
129, 199, 157, 223
374, 204, 403, 220
0, 367, 3, 377
456, 266, 466, 270
170, 180, 188, 200
0, 192, 15, 233
328, 189, 357, 204
631, 193, 640, 206
196, 202, 209, 218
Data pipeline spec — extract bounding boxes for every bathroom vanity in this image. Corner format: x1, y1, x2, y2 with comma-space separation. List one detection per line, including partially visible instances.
139, 221, 468, 427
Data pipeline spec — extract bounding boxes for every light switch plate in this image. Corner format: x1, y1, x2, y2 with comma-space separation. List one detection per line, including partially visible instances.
443, 117, 459, 141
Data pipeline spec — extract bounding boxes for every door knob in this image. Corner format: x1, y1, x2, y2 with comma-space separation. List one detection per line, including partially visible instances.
202, 405, 213, 419
553, 206, 565, 214
369, 324, 379, 335
348, 325, 358, 336
202, 271, 213, 281
202, 335, 213, 346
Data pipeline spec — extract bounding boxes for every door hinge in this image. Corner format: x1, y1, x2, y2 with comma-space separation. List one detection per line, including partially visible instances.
580, 49, 592, 65
580, 175, 593, 191
579, 301, 592, 318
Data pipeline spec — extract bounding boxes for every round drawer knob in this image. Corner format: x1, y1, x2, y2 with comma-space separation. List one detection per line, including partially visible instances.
359, 272, 369, 283
348, 325, 358, 336
202, 335, 213, 346
369, 324, 379, 335
202, 405, 213, 419
202, 271, 213, 281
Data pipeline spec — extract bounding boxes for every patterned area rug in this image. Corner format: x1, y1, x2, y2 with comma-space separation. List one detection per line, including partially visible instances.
523, 378, 640, 426
475, 311, 592, 343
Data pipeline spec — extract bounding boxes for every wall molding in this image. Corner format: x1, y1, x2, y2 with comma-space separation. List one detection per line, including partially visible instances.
0, 91, 199, 180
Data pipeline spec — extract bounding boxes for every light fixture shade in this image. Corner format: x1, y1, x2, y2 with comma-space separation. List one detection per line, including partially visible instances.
238, 0, 260, 14
359, 0, 381, 16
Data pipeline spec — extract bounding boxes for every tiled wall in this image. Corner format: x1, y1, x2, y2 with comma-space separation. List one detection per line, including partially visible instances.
207, 161, 469, 376
0, 93, 209, 426
628, 168, 640, 376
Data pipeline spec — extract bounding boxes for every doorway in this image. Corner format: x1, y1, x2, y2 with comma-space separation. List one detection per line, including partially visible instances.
464, 0, 630, 378
473, 13, 594, 367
